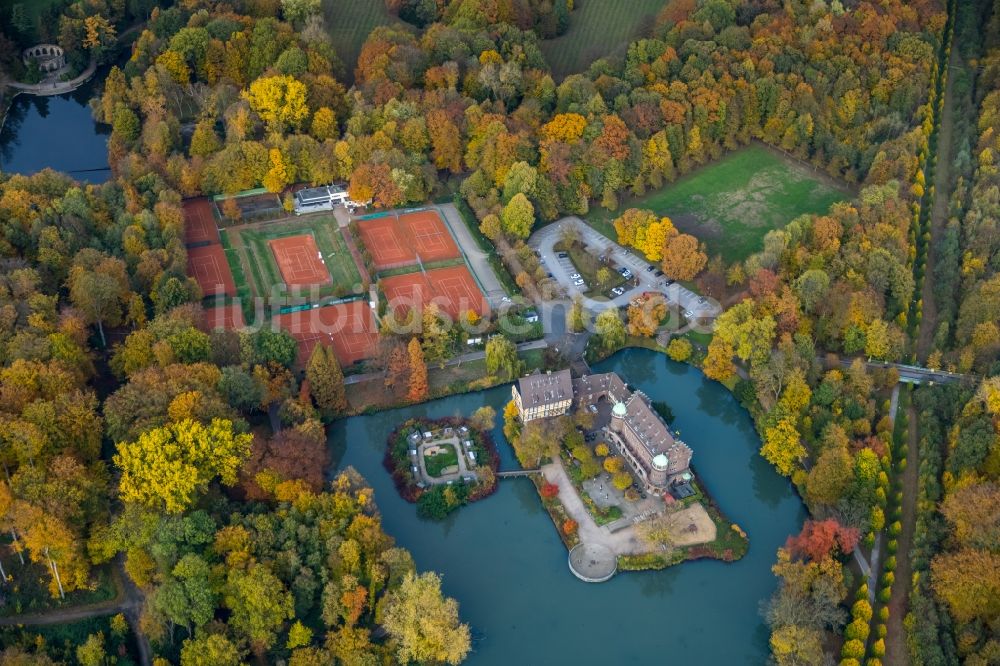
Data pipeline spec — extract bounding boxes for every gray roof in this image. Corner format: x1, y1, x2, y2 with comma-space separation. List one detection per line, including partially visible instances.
574, 371, 692, 474
516, 369, 573, 408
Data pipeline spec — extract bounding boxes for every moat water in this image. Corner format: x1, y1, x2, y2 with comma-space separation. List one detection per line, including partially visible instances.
329, 347, 805, 664
0, 74, 110, 183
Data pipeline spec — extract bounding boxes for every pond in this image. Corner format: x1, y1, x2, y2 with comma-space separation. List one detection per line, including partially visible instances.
0, 74, 110, 184
329, 347, 806, 664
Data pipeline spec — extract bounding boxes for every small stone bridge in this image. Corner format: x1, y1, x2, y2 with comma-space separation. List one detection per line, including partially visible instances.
497, 469, 542, 479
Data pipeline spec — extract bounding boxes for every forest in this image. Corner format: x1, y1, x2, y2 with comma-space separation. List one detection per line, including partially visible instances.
0, 0, 997, 663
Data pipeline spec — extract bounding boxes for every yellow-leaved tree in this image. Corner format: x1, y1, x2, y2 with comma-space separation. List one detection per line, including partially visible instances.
114, 418, 252, 514
242, 75, 309, 134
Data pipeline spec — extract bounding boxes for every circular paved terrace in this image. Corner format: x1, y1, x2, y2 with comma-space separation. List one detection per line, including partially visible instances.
568, 543, 617, 583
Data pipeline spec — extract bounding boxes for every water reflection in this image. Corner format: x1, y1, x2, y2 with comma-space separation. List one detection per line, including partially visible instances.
0, 73, 111, 183
329, 349, 804, 664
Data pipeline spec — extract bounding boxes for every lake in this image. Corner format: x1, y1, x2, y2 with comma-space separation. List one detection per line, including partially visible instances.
329, 347, 805, 664
0, 75, 110, 184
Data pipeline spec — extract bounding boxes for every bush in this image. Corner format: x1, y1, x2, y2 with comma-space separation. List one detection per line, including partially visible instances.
878, 606, 889, 621
876, 623, 887, 638
845, 619, 870, 641
871, 639, 886, 657
889, 521, 902, 536
886, 539, 898, 554
884, 555, 896, 571
540, 482, 559, 499
594, 443, 609, 457
878, 586, 891, 603
855, 583, 869, 601
666, 338, 693, 362
852, 600, 873, 622
842, 639, 866, 659
562, 519, 578, 535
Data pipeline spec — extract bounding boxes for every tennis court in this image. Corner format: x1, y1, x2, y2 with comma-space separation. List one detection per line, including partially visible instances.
400, 210, 460, 262
380, 265, 489, 321
357, 209, 460, 270
188, 244, 236, 297
273, 300, 380, 367
268, 234, 332, 287
183, 198, 219, 245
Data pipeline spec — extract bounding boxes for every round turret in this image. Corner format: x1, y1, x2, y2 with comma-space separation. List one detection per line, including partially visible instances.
652, 453, 669, 471
612, 402, 627, 418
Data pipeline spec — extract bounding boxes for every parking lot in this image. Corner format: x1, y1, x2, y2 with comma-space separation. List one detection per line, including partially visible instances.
528, 216, 721, 321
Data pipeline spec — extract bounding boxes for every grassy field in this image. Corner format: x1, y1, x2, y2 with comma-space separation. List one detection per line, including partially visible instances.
586, 145, 851, 263
225, 215, 363, 301
322, 0, 400, 82
539, 0, 666, 79
424, 444, 459, 477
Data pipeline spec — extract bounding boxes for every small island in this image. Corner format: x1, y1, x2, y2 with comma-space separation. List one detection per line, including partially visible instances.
507, 369, 749, 580
385, 411, 500, 519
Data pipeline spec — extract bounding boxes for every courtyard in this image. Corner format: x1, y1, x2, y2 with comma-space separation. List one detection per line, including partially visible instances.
408, 429, 479, 486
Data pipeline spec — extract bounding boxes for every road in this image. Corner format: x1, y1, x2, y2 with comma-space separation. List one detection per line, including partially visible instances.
823, 356, 969, 385
0, 557, 151, 665
528, 217, 722, 319
344, 338, 549, 385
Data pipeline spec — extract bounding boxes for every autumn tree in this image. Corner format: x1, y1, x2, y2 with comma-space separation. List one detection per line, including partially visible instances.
407, 337, 428, 402
661, 233, 707, 281
68, 250, 131, 347
666, 338, 692, 362
242, 75, 309, 134
382, 571, 471, 665
384, 342, 409, 390
595, 309, 625, 351
500, 193, 535, 239
760, 419, 805, 476
485, 335, 519, 381
224, 563, 294, 654
567, 297, 586, 332
114, 419, 252, 514
306, 344, 346, 414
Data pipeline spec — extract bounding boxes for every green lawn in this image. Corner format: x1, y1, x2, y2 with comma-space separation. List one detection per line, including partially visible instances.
423, 444, 459, 478
226, 215, 363, 303
586, 145, 851, 263
539, 0, 667, 79
322, 0, 400, 82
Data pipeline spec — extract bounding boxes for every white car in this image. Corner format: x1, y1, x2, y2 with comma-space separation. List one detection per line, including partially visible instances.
588, 405, 598, 413
569, 273, 581, 279
684, 310, 694, 319
573, 279, 585, 286
611, 287, 625, 296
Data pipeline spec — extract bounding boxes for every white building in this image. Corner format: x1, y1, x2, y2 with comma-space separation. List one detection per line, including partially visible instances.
512, 369, 573, 422
294, 184, 349, 214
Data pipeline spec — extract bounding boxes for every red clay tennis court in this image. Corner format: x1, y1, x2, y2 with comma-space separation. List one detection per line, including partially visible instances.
204, 304, 245, 330
269, 234, 332, 287
380, 265, 489, 321
183, 198, 219, 245
357, 210, 459, 270
399, 210, 459, 262
188, 244, 236, 297
273, 300, 379, 367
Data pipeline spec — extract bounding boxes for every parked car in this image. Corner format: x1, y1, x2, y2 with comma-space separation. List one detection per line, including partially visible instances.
569, 273, 581, 279
611, 287, 625, 296
573, 279, 585, 286
646, 265, 655, 272
665, 279, 675, 285
588, 405, 598, 414
654, 269, 664, 277
698, 297, 707, 304
619, 268, 632, 278
684, 310, 694, 319
557, 252, 568, 258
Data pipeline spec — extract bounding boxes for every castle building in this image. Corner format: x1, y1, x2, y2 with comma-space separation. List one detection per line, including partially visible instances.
512, 369, 573, 422
573, 372, 692, 493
